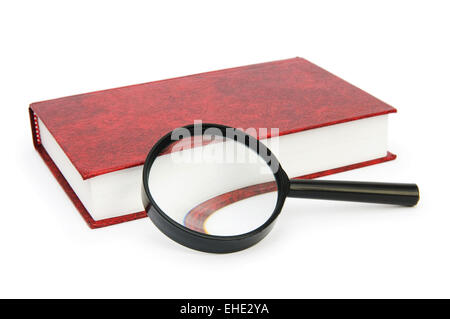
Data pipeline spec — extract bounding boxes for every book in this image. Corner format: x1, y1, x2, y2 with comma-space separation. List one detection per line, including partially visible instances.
29, 57, 396, 228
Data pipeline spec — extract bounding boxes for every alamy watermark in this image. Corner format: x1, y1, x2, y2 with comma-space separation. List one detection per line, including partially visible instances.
168, 120, 280, 172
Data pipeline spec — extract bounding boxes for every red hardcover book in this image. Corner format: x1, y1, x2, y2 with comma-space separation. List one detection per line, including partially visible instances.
29, 58, 396, 228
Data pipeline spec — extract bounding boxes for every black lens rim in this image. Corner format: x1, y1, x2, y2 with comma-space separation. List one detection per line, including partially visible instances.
141, 123, 290, 253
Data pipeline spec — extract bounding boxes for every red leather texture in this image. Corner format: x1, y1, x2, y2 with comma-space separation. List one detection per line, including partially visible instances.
30, 58, 396, 180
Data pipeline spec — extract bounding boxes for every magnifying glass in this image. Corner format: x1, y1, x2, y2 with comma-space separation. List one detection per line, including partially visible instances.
142, 123, 419, 253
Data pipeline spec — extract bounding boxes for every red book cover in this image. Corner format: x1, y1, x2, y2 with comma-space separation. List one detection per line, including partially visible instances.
29, 58, 396, 228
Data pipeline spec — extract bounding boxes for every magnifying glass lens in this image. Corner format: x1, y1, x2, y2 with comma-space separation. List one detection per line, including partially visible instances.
147, 133, 278, 236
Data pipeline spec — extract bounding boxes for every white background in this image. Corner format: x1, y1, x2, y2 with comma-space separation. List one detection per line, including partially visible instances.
1, 0, 449, 298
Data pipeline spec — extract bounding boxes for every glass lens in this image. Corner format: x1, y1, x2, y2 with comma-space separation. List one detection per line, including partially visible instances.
147, 131, 278, 236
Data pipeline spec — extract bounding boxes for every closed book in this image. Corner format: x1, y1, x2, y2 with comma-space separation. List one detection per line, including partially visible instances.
29, 58, 396, 228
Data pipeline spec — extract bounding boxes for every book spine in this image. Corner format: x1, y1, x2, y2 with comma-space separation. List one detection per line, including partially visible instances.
29, 107, 42, 148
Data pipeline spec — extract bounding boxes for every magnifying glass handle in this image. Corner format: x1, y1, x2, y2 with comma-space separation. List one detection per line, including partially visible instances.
288, 180, 419, 206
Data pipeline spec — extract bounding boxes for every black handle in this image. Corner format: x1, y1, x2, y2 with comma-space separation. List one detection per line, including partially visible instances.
288, 180, 419, 206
